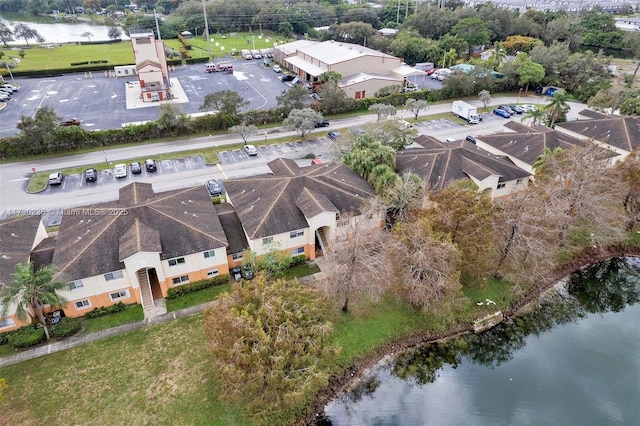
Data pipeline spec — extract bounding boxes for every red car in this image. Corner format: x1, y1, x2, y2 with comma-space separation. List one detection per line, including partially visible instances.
426, 68, 438, 75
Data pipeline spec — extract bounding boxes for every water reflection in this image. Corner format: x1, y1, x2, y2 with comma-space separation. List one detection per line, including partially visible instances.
321, 257, 640, 424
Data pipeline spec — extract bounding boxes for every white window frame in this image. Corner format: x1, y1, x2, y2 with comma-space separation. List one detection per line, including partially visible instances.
206, 269, 219, 277
0, 317, 15, 329
497, 182, 506, 189
232, 252, 243, 260
290, 230, 304, 238
74, 299, 92, 310
109, 289, 130, 301
262, 236, 274, 245
291, 247, 305, 256
203, 250, 216, 259
69, 280, 84, 290
104, 270, 124, 281
172, 275, 190, 285
168, 257, 186, 266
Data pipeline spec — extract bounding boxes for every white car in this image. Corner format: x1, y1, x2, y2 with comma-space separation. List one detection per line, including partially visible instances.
243, 144, 258, 156
114, 163, 127, 178
521, 104, 537, 112
273, 65, 282, 73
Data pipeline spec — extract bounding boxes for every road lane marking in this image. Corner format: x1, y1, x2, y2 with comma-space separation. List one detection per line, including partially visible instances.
9, 177, 29, 182
217, 163, 228, 179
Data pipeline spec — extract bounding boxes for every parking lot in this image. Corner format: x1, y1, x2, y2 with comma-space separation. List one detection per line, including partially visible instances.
218, 138, 331, 164
0, 59, 292, 138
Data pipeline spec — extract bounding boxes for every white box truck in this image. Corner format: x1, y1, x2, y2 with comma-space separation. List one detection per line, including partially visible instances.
451, 100, 481, 124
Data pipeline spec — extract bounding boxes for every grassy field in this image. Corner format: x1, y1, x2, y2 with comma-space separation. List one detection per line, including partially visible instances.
166, 283, 231, 312
0, 279, 513, 425
2, 31, 286, 74
83, 305, 144, 333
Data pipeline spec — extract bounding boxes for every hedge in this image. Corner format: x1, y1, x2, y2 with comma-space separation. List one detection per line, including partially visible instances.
166, 274, 230, 300
84, 301, 128, 319
7, 325, 46, 348
51, 317, 82, 337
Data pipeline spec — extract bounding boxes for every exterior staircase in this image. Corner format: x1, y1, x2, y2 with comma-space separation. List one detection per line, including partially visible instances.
316, 228, 329, 254
137, 269, 167, 319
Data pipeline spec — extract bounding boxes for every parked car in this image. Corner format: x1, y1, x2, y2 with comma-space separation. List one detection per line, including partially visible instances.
314, 120, 330, 128
0, 93, 10, 101
84, 168, 97, 182
327, 131, 341, 140
0, 86, 15, 93
509, 105, 524, 114
60, 118, 81, 126
272, 65, 282, 73
498, 105, 515, 115
145, 159, 157, 172
231, 266, 242, 282
1, 83, 18, 91
130, 162, 142, 174
493, 108, 511, 118
207, 178, 223, 197
48, 172, 64, 186
310, 93, 323, 101
521, 104, 537, 112
241, 264, 254, 280
114, 163, 127, 178
426, 68, 438, 75
243, 144, 258, 156
465, 135, 477, 144
281, 75, 296, 82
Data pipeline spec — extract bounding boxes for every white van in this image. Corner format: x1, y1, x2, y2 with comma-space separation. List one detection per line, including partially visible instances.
431, 68, 451, 80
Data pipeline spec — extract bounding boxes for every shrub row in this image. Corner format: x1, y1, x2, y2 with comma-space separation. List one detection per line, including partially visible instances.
177, 33, 192, 50
84, 301, 127, 319
166, 274, 230, 300
179, 46, 192, 59
6, 325, 46, 348
290, 254, 307, 266
51, 317, 82, 337
70, 59, 109, 66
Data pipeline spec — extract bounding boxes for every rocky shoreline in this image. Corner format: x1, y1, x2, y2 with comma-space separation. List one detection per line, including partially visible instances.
298, 246, 640, 425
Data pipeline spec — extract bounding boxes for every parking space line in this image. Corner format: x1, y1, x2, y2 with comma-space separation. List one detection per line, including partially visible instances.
217, 163, 228, 179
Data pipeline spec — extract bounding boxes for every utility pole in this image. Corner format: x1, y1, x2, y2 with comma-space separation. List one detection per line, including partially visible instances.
397, 0, 401, 24
202, 0, 212, 59
154, 9, 161, 40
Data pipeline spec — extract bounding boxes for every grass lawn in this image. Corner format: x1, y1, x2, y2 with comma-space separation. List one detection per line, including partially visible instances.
279, 262, 321, 281
166, 283, 232, 312
82, 305, 144, 334
0, 314, 244, 425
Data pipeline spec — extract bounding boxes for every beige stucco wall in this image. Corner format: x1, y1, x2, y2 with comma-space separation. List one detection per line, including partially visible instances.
162, 247, 229, 288
341, 78, 403, 99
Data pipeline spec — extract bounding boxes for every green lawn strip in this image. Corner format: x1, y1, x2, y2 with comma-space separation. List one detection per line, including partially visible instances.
9, 42, 136, 71
166, 283, 232, 312
0, 313, 244, 425
279, 263, 321, 280
82, 305, 144, 334
0, 343, 13, 357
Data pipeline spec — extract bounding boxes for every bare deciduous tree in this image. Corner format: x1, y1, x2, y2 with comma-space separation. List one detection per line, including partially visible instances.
228, 123, 258, 145
320, 204, 387, 312
385, 218, 462, 312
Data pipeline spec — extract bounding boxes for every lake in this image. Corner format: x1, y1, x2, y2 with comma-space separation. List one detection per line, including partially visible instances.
321, 257, 640, 425
0, 15, 129, 44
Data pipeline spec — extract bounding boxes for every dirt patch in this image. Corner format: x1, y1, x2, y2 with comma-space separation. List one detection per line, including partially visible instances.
297, 245, 640, 426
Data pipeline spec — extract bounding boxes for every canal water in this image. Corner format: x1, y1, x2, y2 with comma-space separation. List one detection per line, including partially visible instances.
0, 14, 129, 44
321, 257, 640, 425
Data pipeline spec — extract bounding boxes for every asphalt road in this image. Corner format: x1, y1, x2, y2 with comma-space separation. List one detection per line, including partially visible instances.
0, 96, 587, 217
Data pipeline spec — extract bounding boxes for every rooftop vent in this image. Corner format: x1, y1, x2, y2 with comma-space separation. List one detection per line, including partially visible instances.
10, 233, 17, 238
1, 255, 7, 259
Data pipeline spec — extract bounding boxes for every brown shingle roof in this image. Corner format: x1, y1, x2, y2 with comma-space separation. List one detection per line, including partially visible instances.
31, 237, 56, 273
577, 109, 608, 119
296, 188, 338, 219
52, 184, 227, 282
214, 203, 250, 255
118, 219, 162, 261
556, 116, 640, 153
0, 215, 43, 287
225, 160, 375, 239
397, 138, 531, 190
478, 128, 588, 165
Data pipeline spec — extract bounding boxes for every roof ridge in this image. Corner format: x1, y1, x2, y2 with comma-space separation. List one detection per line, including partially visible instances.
147, 205, 227, 247
250, 179, 292, 239
55, 214, 120, 278
299, 187, 326, 213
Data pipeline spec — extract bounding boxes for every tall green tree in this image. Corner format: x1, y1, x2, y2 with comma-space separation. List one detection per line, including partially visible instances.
0, 22, 14, 47
13, 24, 42, 46
16, 106, 59, 155
521, 106, 547, 128
203, 275, 337, 425
405, 98, 429, 120
282, 108, 323, 140
451, 17, 490, 59
200, 90, 248, 117
514, 53, 545, 92
343, 134, 396, 181
276, 84, 309, 112
0, 262, 68, 340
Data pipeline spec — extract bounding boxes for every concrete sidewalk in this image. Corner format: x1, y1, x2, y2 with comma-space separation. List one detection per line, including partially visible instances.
0, 300, 216, 368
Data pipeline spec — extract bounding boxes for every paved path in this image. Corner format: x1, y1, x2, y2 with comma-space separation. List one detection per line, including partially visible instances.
0, 301, 215, 368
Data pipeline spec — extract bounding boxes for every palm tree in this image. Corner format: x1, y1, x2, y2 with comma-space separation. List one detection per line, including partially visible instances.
0, 262, 68, 340
532, 146, 563, 174
521, 106, 547, 127
545, 90, 571, 128
488, 42, 507, 70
